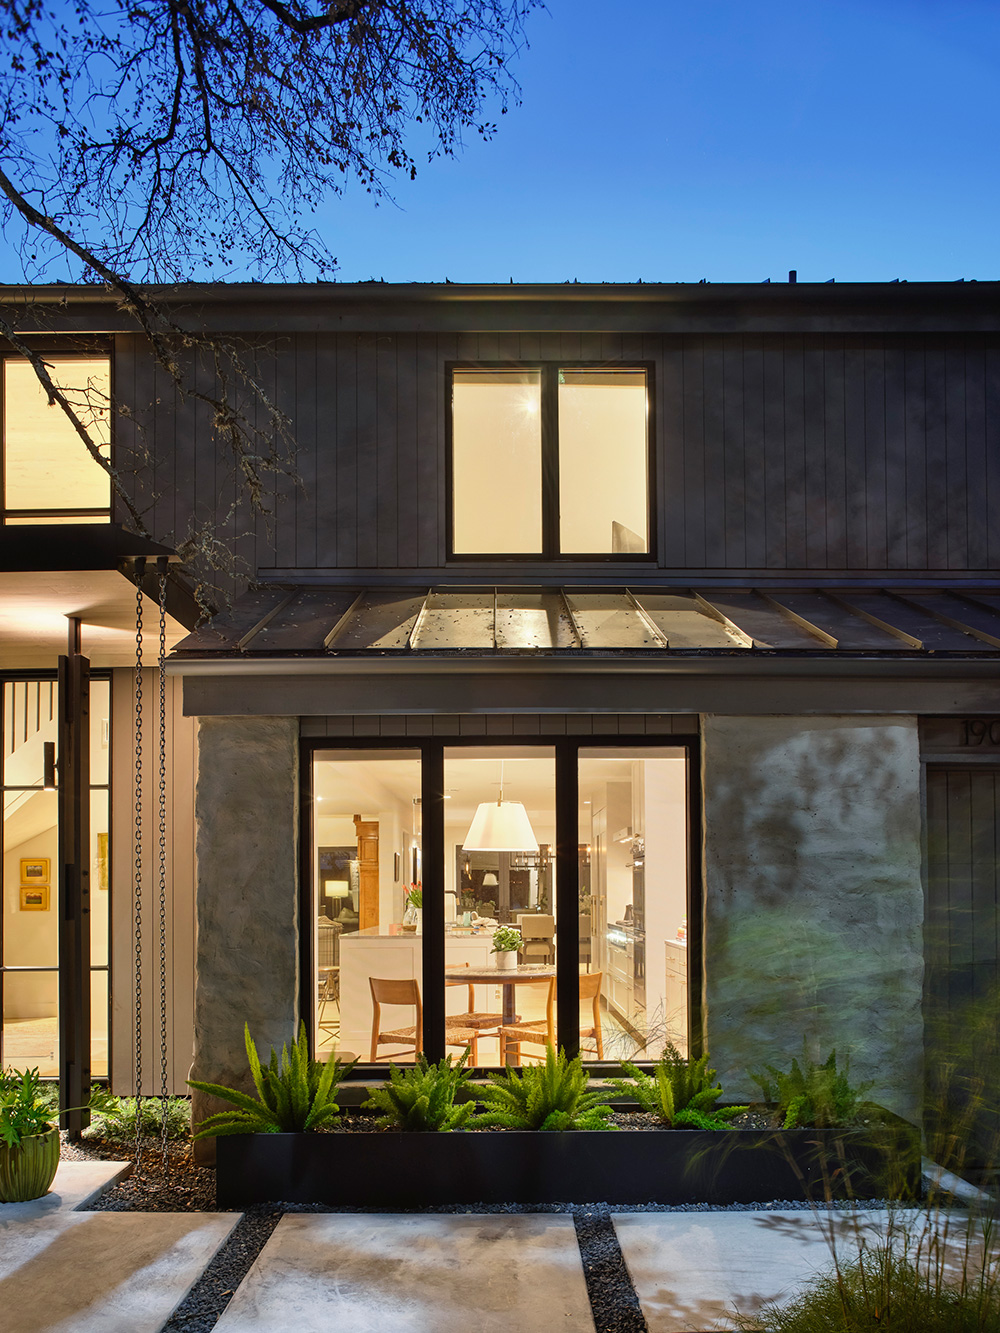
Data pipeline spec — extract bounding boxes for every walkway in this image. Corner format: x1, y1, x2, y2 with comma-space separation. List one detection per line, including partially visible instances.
0, 1165, 971, 1332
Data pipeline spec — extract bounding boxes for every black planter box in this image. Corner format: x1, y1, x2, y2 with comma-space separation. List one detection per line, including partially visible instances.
216, 1114, 919, 1208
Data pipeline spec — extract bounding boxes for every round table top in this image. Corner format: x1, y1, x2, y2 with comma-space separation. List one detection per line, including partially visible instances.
444, 963, 556, 985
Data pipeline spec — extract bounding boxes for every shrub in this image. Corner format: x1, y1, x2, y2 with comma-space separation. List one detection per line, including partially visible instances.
734, 1243, 1000, 1332
0, 1067, 54, 1147
473, 1044, 615, 1131
362, 1051, 475, 1131
750, 1047, 873, 1129
188, 1022, 350, 1137
85, 1092, 191, 1142
607, 1043, 748, 1129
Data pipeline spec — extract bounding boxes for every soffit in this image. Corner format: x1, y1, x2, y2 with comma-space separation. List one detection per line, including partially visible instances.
0, 568, 189, 669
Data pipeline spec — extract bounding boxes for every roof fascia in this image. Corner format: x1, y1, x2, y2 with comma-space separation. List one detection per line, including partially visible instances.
1, 282, 999, 336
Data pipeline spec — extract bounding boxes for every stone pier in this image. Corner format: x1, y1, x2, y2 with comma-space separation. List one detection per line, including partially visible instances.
189, 716, 300, 1160
701, 714, 924, 1120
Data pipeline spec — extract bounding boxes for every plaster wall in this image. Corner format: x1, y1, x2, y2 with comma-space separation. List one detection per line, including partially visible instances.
190, 715, 299, 1159
701, 715, 923, 1120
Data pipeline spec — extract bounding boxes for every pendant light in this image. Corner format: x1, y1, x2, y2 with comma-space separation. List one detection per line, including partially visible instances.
463, 761, 539, 853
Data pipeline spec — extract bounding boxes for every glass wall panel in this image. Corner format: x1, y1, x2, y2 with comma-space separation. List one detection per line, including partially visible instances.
2, 970, 58, 1075
444, 747, 556, 1067
4, 788, 58, 969
558, 369, 648, 553
90, 789, 110, 966
4, 356, 111, 516
452, 370, 542, 554
90, 679, 111, 786
578, 748, 687, 1061
312, 750, 422, 1062
90, 970, 108, 1078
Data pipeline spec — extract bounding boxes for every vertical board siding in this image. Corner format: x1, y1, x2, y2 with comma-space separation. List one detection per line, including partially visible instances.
115, 331, 1000, 579
925, 767, 1000, 1066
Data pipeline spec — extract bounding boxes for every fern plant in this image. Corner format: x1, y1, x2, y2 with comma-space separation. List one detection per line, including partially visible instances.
362, 1051, 475, 1131
188, 1022, 349, 1137
750, 1047, 874, 1129
473, 1044, 615, 1131
0, 1066, 55, 1147
607, 1043, 748, 1129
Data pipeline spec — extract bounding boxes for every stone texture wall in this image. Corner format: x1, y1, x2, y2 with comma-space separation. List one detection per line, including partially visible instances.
189, 716, 299, 1159
701, 715, 923, 1120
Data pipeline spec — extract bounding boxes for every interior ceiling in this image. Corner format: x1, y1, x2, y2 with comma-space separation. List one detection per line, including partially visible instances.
0, 569, 188, 669
314, 751, 686, 825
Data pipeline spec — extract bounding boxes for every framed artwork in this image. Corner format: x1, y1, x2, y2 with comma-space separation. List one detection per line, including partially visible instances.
20, 885, 50, 911
96, 831, 109, 890
20, 857, 49, 884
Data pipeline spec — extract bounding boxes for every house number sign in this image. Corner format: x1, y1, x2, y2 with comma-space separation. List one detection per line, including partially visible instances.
959, 719, 1000, 747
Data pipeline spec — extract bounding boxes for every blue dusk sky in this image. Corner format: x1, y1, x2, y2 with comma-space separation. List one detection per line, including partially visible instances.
319, 0, 1000, 284
2, 0, 998, 285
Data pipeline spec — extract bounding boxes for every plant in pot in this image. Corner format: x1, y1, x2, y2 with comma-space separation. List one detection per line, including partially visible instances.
0, 1066, 60, 1203
491, 924, 521, 970
402, 885, 422, 932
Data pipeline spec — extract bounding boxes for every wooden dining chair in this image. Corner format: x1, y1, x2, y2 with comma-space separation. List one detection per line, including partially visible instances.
498, 972, 605, 1063
445, 961, 503, 1036
369, 976, 480, 1063
497, 976, 556, 1066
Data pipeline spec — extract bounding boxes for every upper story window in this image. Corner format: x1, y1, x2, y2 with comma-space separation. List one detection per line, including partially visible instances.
449, 365, 651, 558
2, 354, 111, 525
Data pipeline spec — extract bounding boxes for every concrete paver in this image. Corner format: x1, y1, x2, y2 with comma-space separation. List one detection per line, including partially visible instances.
0, 1209, 238, 1332
613, 1209, 905, 1332
0, 1160, 131, 1220
215, 1213, 595, 1333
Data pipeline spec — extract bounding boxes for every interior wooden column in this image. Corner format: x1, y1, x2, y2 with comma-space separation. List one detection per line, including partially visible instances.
353, 814, 379, 930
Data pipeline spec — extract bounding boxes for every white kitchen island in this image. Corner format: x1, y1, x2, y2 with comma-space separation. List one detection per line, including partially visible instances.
339, 926, 496, 1058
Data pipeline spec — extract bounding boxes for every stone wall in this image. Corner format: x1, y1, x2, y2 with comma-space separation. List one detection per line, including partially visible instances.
701, 715, 923, 1120
189, 716, 299, 1160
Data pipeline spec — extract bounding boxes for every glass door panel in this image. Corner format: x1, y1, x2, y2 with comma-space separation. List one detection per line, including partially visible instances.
444, 747, 556, 1067
578, 748, 688, 1062
312, 750, 422, 1063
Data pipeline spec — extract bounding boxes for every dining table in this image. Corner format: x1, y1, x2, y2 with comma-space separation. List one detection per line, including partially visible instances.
444, 961, 556, 1028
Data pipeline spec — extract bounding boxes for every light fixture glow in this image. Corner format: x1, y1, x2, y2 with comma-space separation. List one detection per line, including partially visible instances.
462, 760, 539, 853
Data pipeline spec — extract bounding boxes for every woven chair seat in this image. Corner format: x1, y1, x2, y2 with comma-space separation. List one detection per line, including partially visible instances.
379, 1024, 480, 1045
448, 1011, 503, 1030
499, 1020, 549, 1041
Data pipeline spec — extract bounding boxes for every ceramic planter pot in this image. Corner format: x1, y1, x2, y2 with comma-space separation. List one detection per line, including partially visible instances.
0, 1126, 59, 1203
494, 950, 518, 970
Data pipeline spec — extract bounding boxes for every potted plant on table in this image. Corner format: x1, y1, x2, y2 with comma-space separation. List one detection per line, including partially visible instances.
0, 1066, 60, 1203
491, 924, 522, 970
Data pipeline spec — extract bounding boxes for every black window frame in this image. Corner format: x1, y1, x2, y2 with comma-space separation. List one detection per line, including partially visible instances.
299, 731, 701, 1078
445, 361, 657, 563
0, 344, 115, 526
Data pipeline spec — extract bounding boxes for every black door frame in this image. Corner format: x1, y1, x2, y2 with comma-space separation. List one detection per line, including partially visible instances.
300, 730, 702, 1071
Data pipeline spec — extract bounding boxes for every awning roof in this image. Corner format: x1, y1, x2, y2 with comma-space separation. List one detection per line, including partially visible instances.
172, 585, 1000, 659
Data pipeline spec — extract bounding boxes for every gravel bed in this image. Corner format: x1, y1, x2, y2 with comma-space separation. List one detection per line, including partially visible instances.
161, 1206, 283, 1333
574, 1206, 647, 1332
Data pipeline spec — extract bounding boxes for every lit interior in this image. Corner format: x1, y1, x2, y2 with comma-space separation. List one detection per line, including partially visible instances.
312, 745, 687, 1066
4, 356, 111, 516
559, 371, 648, 552
451, 370, 542, 554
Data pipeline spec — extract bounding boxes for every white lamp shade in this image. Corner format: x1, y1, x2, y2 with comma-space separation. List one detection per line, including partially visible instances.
463, 801, 539, 853
324, 879, 350, 899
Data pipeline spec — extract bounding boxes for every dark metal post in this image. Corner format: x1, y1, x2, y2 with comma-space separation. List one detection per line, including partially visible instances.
58, 645, 91, 1137
421, 743, 445, 1062
555, 740, 580, 1058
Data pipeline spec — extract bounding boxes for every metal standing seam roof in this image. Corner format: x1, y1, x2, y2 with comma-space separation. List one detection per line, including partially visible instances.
171, 586, 1000, 658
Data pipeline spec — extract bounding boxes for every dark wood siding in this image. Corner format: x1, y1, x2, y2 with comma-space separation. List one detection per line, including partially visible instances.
116, 331, 1000, 580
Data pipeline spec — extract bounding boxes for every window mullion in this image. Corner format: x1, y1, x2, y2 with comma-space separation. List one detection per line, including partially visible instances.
555, 739, 580, 1058
421, 742, 446, 1062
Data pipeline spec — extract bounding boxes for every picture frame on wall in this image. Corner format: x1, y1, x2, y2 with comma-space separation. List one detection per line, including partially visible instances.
20, 857, 49, 884
20, 885, 50, 911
